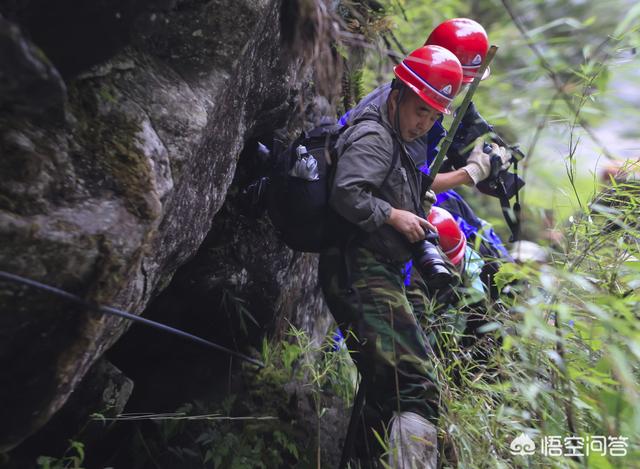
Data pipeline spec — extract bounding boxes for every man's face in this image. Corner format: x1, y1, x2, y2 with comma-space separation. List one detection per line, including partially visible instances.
388, 88, 442, 142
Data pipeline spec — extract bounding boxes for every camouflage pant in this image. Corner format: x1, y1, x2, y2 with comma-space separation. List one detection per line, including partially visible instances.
319, 245, 439, 425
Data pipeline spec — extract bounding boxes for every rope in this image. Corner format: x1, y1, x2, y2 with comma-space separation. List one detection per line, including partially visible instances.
0, 270, 265, 368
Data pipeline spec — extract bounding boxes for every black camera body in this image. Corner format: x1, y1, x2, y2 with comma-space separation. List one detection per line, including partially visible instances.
411, 230, 457, 290
445, 102, 525, 200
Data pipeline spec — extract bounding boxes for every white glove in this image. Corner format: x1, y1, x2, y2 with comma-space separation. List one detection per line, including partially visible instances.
463, 140, 511, 185
491, 143, 512, 170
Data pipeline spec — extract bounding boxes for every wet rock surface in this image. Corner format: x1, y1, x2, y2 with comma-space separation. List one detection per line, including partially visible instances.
0, 0, 337, 453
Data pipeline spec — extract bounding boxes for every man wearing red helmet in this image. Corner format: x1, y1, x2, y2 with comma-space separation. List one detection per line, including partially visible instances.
424, 206, 490, 354
339, 18, 513, 265
341, 18, 506, 189
426, 17, 491, 84
320, 45, 464, 469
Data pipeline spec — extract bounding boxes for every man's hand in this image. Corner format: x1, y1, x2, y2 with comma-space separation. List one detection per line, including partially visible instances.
463, 140, 510, 184
386, 208, 436, 243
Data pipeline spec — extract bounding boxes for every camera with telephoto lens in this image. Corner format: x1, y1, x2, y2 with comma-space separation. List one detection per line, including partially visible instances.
445, 102, 525, 200
411, 229, 455, 289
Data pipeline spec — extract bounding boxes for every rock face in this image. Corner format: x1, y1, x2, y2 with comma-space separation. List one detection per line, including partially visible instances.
0, 0, 338, 451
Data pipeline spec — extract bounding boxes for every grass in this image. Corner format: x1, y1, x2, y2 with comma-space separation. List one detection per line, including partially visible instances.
434, 181, 640, 468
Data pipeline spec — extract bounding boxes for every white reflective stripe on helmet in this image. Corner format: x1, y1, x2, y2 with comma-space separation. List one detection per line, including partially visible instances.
445, 235, 465, 256
399, 61, 453, 102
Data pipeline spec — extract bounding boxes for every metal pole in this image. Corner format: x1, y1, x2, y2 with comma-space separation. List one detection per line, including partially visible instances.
428, 45, 499, 180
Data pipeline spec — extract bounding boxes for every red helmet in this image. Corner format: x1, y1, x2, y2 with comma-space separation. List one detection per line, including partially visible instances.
425, 18, 490, 84
393, 45, 463, 115
427, 206, 466, 265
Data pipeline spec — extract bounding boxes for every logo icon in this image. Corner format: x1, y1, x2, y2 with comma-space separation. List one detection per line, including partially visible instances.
510, 433, 536, 456
440, 84, 452, 96
472, 54, 482, 65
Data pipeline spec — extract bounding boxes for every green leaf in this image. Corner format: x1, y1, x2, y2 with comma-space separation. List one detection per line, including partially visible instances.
586, 451, 613, 469
36, 456, 53, 469
494, 262, 527, 292
614, 2, 640, 37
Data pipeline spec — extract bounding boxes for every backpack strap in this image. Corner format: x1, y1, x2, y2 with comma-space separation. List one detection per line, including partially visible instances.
348, 109, 401, 192
380, 138, 400, 190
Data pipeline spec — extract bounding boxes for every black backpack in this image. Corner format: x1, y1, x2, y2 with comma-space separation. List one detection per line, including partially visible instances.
266, 116, 400, 253
266, 122, 348, 252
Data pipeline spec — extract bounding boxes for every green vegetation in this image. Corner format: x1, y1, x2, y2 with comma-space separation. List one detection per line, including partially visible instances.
36, 441, 85, 469
435, 181, 640, 467
117, 326, 356, 469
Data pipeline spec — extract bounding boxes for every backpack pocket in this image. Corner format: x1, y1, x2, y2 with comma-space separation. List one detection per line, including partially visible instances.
286, 178, 327, 221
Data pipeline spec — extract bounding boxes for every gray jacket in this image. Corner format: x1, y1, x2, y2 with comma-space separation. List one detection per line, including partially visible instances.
347, 82, 432, 167
331, 101, 423, 262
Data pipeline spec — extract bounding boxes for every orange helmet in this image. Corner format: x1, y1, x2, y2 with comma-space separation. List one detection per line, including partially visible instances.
393, 45, 463, 114
425, 18, 490, 84
428, 206, 467, 265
